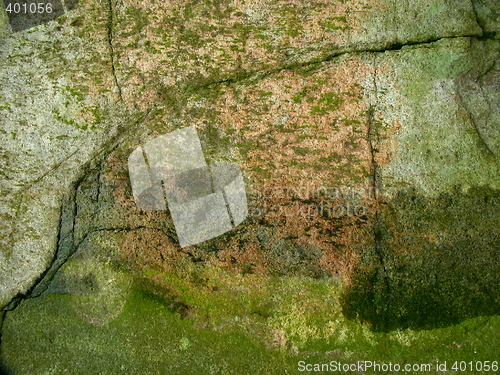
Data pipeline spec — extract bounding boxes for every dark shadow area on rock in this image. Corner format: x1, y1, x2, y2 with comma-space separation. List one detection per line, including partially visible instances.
341, 186, 500, 332
0, 364, 14, 375
133, 277, 191, 319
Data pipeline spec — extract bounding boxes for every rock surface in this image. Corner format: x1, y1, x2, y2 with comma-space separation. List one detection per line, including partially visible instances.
1, 0, 500, 373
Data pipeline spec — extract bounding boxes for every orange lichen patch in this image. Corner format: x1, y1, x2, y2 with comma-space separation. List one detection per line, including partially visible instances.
105, 141, 371, 281
210, 58, 373, 186
210, 236, 270, 275
111, 0, 378, 108
120, 228, 181, 271
197, 57, 378, 266
320, 214, 372, 282
105, 150, 136, 209
105, 149, 172, 229
100, 52, 391, 282
227, 0, 372, 49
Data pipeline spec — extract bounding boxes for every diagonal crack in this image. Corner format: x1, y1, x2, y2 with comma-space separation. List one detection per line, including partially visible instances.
476, 59, 498, 82
24, 176, 79, 299
3, 108, 154, 309
195, 35, 484, 93
456, 89, 496, 156
455, 55, 499, 157
469, 0, 499, 40
27, 224, 171, 300
470, 0, 485, 36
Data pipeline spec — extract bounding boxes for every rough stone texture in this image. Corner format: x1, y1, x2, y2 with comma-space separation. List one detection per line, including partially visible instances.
343, 186, 500, 331
474, 0, 500, 38
0, 1, 150, 308
340, 37, 500, 331
376, 38, 500, 196
111, 0, 482, 109
457, 41, 500, 157
1, 0, 500, 373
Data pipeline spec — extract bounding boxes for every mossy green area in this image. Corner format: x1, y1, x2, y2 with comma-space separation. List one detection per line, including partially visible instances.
0, 6, 9, 37
3, 260, 500, 374
2, 292, 298, 375
396, 38, 471, 106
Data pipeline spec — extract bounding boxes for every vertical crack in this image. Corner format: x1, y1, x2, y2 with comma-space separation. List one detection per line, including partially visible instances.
28, 185, 79, 298
470, 0, 485, 37
368, 61, 381, 202
96, 169, 102, 205
3, 109, 154, 305
456, 89, 496, 157
367, 57, 392, 297
107, 0, 123, 102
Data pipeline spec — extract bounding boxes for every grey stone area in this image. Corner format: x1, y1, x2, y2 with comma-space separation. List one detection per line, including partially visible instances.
375, 38, 500, 196
0, 2, 148, 309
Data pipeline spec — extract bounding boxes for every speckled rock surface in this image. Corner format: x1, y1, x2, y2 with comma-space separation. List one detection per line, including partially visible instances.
0, 2, 146, 308
1, 0, 500, 373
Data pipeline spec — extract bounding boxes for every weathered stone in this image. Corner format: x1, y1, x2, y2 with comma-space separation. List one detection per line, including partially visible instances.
111, 0, 482, 108
375, 38, 500, 196
342, 37, 500, 330
0, 2, 145, 308
457, 40, 500, 157
1, 0, 500, 372
473, 0, 500, 38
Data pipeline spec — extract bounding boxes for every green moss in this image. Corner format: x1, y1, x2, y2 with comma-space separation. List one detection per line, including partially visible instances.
318, 153, 343, 163
292, 146, 313, 156
398, 39, 469, 105
318, 19, 352, 32
2, 291, 300, 374
198, 123, 234, 161
52, 109, 78, 127
5, 265, 500, 374
178, 28, 205, 48
384, 39, 500, 193
124, 7, 149, 35
250, 165, 272, 179
292, 87, 309, 103
310, 92, 345, 115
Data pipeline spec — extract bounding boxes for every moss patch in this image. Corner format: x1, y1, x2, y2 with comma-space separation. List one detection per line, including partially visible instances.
3, 266, 500, 374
